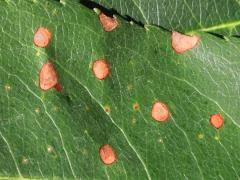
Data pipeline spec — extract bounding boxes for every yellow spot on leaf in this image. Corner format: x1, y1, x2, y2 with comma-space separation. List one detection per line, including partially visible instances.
35, 108, 40, 113
127, 84, 133, 91
214, 135, 220, 141
5, 84, 11, 91
22, 157, 29, 165
47, 145, 54, 153
198, 133, 204, 139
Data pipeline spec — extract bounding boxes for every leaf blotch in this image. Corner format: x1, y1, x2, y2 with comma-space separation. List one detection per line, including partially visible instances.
151, 101, 169, 122
33, 27, 51, 48
92, 59, 109, 80
99, 12, 118, 32
39, 62, 58, 91
99, 144, 116, 165
171, 31, 200, 54
209, 114, 223, 129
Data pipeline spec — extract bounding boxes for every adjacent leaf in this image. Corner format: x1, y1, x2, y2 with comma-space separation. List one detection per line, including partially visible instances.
91, 0, 240, 36
0, 0, 240, 179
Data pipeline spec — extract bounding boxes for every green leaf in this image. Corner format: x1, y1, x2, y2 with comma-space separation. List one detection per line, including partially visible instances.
0, 0, 240, 179
91, 0, 240, 36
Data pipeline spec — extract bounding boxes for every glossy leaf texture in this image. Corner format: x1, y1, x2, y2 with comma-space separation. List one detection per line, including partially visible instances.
91, 0, 240, 36
0, 0, 240, 179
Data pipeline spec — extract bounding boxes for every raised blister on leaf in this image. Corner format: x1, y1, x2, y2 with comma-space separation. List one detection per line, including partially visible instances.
151, 101, 169, 122
99, 144, 116, 165
39, 62, 58, 91
171, 31, 200, 54
209, 114, 223, 129
33, 27, 51, 48
92, 59, 109, 80
99, 12, 118, 32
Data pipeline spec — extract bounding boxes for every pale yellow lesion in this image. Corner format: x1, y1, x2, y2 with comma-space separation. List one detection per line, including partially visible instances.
158, 138, 163, 143
127, 84, 133, 91
132, 118, 137, 125
198, 133, 204, 139
60, 0, 66, 6
52, 106, 59, 112
34, 107, 40, 113
85, 105, 90, 111
214, 135, 220, 141
21, 157, 29, 165
81, 148, 88, 155
52, 8, 57, 15
47, 145, 54, 153
5, 84, 11, 92
36, 50, 41, 57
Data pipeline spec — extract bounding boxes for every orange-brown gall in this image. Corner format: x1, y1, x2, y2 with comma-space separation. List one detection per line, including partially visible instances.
99, 144, 116, 165
171, 31, 200, 54
33, 27, 51, 48
151, 101, 169, 122
98, 12, 118, 32
209, 114, 223, 129
39, 63, 58, 91
92, 59, 109, 80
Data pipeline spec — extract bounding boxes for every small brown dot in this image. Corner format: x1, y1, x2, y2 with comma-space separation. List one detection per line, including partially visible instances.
104, 105, 110, 113
209, 114, 223, 129
151, 101, 169, 122
99, 144, 116, 165
33, 27, 51, 48
98, 12, 118, 32
133, 103, 139, 111
92, 59, 109, 80
39, 62, 58, 91
171, 31, 200, 54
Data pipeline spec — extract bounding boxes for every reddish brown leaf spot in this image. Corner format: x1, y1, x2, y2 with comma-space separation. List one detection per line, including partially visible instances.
33, 27, 51, 48
104, 106, 110, 113
39, 63, 58, 91
133, 103, 139, 111
171, 31, 200, 54
209, 114, 223, 129
99, 144, 116, 165
151, 101, 169, 122
92, 59, 109, 80
99, 12, 118, 32
54, 83, 62, 92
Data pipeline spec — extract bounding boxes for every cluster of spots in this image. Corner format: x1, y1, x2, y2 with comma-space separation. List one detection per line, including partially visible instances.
33, 27, 62, 92
31, 15, 222, 168
171, 31, 200, 54
98, 12, 118, 32
99, 144, 116, 165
